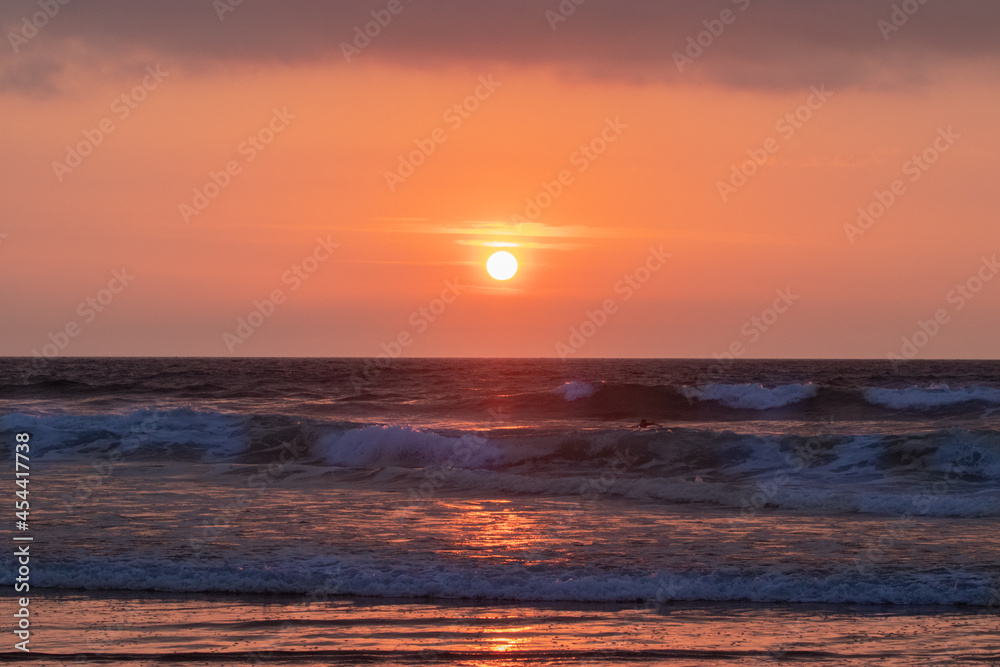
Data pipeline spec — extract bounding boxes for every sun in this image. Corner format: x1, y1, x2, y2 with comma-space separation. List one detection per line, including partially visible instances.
486, 251, 518, 280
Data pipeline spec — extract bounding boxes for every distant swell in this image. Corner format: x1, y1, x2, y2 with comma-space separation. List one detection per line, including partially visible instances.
7, 365, 1000, 424
489, 381, 1000, 422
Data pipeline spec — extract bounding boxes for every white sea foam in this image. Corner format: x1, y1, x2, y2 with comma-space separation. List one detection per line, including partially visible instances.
425, 466, 1000, 517
6, 410, 1000, 516
864, 385, 1000, 409
315, 425, 501, 468
555, 381, 597, 401
683, 383, 818, 409
0, 408, 248, 459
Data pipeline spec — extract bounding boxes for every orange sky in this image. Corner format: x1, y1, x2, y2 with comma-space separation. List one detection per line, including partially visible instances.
2, 1, 999, 358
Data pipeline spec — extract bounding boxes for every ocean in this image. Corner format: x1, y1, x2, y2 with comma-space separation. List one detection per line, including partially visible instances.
2, 357, 999, 664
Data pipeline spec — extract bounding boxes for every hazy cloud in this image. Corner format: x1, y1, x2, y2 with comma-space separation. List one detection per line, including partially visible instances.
2, 0, 999, 95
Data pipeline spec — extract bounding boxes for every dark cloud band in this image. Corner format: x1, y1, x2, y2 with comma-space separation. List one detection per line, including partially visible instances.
2, 0, 998, 95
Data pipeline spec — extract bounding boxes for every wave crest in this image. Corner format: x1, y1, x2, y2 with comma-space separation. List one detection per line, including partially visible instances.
864, 385, 1000, 410
316, 425, 498, 468
555, 381, 597, 401
683, 383, 819, 409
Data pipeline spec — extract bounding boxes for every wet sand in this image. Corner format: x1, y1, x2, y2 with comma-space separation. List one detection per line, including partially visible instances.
9, 589, 1000, 665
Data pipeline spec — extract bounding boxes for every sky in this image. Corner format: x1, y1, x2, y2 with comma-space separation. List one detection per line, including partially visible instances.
1, 0, 999, 359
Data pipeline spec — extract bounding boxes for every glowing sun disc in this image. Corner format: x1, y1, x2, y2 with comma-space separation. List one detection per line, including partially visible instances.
486, 251, 518, 280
